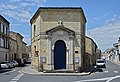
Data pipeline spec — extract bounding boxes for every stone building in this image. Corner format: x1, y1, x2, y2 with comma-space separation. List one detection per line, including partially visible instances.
9, 37, 17, 60
9, 31, 30, 62
30, 7, 86, 72
22, 42, 30, 61
85, 36, 98, 68
10, 31, 24, 60
112, 37, 120, 62
0, 15, 9, 62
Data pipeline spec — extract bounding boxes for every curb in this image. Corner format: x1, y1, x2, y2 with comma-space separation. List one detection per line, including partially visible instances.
22, 68, 90, 76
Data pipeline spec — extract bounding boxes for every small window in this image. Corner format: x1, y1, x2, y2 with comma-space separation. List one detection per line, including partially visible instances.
33, 25, 36, 37
75, 51, 79, 53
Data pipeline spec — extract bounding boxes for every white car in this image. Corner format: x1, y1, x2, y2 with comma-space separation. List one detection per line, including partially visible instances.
96, 59, 106, 68
1, 61, 11, 69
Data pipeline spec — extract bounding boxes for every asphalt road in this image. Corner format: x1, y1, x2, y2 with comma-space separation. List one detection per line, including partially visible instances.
1, 60, 120, 82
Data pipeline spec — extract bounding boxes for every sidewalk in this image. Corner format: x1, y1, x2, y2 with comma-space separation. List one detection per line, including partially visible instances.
109, 60, 120, 66
22, 66, 91, 76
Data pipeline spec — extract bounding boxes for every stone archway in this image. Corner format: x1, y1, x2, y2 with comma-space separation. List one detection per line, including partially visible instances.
54, 40, 66, 70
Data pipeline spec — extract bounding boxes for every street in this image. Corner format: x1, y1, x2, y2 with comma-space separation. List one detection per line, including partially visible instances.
1, 60, 120, 82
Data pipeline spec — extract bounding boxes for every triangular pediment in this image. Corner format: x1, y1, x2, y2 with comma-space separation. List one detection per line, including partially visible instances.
46, 25, 75, 35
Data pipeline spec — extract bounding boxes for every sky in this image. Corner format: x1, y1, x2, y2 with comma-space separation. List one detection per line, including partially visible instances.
0, 0, 120, 51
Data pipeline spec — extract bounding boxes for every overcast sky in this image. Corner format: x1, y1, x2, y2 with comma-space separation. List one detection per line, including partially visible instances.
0, 0, 120, 51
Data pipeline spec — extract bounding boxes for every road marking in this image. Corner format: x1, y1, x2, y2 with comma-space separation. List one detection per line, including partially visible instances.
9, 81, 17, 82
114, 71, 118, 73
14, 73, 24, 79
104, 71, 109, 73
106, 75, 120, 82
95, 72, 99, 73
9, 73, 24, 82
75, 77, 111, 82
11, 79, 19, 81
4, 69, 16, 75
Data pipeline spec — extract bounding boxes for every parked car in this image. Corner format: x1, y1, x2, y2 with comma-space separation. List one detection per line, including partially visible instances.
10, 60, 18, 67
17, 59, 25, 67
1, 61, 11, 69
96, 59, 106, 68
9, 61, 14, 68
0, 64, 1, 70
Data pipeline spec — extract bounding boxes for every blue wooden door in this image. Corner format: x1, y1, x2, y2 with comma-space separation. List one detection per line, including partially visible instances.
54, 40, 66, 70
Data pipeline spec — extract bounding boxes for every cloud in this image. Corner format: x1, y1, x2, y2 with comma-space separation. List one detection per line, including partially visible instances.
0, 0, 47, 23
88, 11, 111, 23
20, 2, 36, 7
87, 16, 120, 51
1, 9, 32, 22
10, 0, 20, 2
23, 35, 31, 45
0, 3, 18, 10
43, 0, 47, 2
18, 10, 32, 22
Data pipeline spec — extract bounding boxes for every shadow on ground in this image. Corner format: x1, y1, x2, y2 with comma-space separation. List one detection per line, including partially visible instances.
0, 69, 12, 74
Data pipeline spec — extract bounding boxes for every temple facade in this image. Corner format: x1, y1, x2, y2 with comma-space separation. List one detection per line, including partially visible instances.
30, 7, 86, 72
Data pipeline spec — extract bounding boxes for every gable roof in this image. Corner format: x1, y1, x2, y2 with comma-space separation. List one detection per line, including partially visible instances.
46, 25, 75, 35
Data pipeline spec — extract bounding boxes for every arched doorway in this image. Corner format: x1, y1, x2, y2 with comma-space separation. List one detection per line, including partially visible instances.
54, 40, 66, 70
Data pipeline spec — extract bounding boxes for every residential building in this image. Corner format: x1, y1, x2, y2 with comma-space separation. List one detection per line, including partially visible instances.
30, 7, 86, 72
85, 36, 98, 68
9, 37, 17, 60
0, 15, 9, 62
105, 48, 115, 61
10, 31, 23, 60
9, 31, 30, 62
112, 37, 120, 62
22, 42, 30, 61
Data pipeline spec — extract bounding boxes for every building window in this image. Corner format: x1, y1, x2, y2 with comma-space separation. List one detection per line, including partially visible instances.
0, 36, 1, 46
1, 23, 3, 32
34, 45, 36, 52
6, 27, 9, 35
4, 26, 6, 34
5, 54, 7, 61
75, 51, 79, 54
3, 25, 5, 34
0, 22, 1, 31
1, 37, 4, 47
33, 25, 36, 37
34, 45, 37, 57
4, 37, 6, 48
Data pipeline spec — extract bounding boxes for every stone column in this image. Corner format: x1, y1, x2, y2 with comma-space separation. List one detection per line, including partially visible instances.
69, 36, 74, 70
48, 35, 52, 70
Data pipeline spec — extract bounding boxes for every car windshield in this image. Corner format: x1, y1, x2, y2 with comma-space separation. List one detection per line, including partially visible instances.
97, 61, 104, 63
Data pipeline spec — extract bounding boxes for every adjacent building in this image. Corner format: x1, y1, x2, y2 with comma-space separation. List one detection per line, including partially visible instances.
0, 15, 9, 62
105, 37, 120, 62
30, 7, 87, 72
9, 31, 30, 61
85, 36, 100, 68
9, 37, 17, 60
10, 31, 23, 60
111, 37, 120, 62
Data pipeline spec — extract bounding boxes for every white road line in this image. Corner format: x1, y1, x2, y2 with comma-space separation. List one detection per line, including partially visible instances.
106, 75, 120, 82
11, 79, 19, 81
95, 72, 99, 73
75, 77, 112, 82
14, 73, 24, 79
104, 71, 109, 73
4, 69, 16, 74
114, 71, 118, 73
9, 73, 24, 82
9, 81, 17, 82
